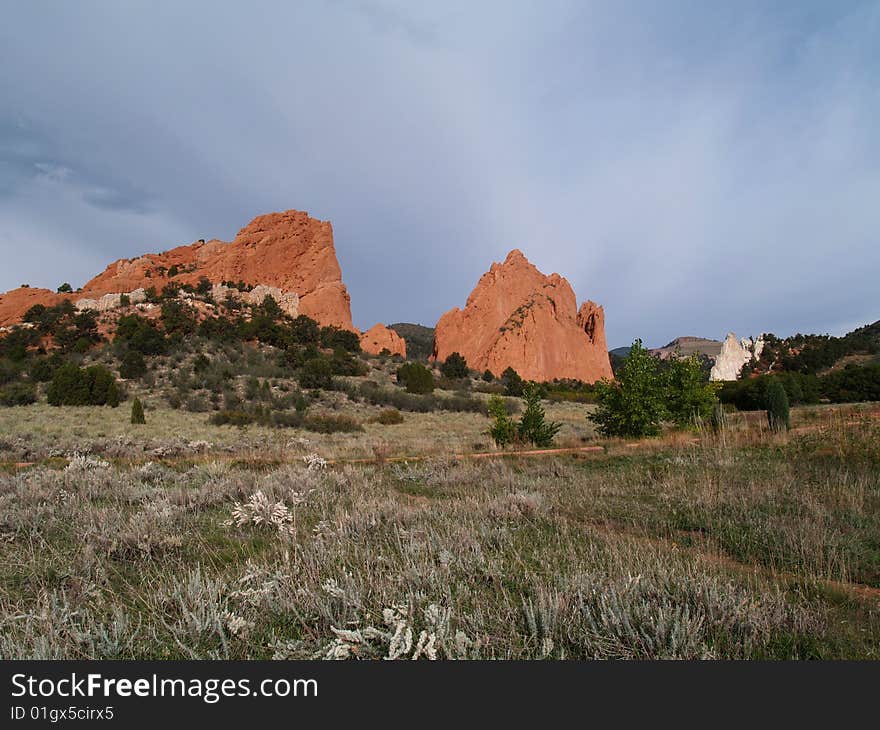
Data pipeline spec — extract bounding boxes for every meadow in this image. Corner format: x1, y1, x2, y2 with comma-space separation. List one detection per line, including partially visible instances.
0, 400, 877, 659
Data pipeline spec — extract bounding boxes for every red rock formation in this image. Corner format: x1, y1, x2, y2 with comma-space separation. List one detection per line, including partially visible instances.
0, 210, 354, 330
432, 250, 613, 383
359, 323, 407, 357
0, 287, 66, 329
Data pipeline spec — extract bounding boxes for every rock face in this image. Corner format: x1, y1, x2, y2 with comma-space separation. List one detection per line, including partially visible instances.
359, 323, 407, 357
709, 333, 765, 381
84, 210, 353, 329
0, 287, 66, 328
0, 209, 353, 330
432, 249, 613, 382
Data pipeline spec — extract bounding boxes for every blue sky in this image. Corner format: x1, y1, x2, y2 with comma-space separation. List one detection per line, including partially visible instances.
1, 1, 877, 347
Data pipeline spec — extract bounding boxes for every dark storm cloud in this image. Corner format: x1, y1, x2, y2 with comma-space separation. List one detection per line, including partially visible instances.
0, 1, 877, 346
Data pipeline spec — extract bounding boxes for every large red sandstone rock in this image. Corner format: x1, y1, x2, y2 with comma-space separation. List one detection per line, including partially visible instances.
359, 323, 406, 357
0, 287, 66, 329
432, 249, 613, 383
0, 210, 354, 330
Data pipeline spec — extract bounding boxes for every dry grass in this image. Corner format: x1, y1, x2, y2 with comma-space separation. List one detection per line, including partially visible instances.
0, 398, 597, 464
0, 402, 877, 659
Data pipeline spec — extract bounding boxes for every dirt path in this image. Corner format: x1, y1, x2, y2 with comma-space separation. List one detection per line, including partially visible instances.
4, 444, 613, 471
330, 444, 607, 465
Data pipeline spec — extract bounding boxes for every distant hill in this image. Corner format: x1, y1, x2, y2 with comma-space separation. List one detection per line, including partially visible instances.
649, 336, 723, 361
750, 319, 880, 377
389, 323, 434, 361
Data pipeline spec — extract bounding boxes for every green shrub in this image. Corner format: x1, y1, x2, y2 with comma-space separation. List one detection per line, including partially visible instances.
209, 409, 262, 427
766, 380, 790, 432
440, 352, 469, 378
47, 364, 120, 407
116, 315, 167, 355
185, 395, 210, 413
193, 353, 211, 373
357, 381, 511, 416
329, 349, 368, 377
299, 358, 333, 390
29, 356, 60, 383
482, 369, 495, 382
57, 282, 73, 293
119, 350, 147, 380
130, 397, 146, 424
396, 362, 434, 394
372, 408, 404, 425
209, 408, 362, 433
160, 300, 197, 338
0, 382, 37, 407
302, 413, 363, 434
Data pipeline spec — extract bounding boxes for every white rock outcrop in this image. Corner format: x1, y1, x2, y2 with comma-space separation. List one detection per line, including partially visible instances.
710, 333, 765, 381
72, 284, 299, 318
210, 284, 299, 317
75, 288, 146, 312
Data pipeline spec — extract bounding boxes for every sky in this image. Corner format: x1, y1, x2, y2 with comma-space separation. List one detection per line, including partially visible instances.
1, 1, 878, 348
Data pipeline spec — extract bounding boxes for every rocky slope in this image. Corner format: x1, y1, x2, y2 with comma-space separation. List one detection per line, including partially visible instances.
432, 250, 613, 382
0, 209, 404, 347
650, 336, 723, 361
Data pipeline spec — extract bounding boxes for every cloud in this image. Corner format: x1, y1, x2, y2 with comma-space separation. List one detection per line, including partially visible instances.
0, 1, 877, 346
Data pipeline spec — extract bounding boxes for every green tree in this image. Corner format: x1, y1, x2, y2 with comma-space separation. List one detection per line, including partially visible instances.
56, 282, 73, 293
47, 364, 119, 406
290, 315, 321, 346
299, 357, 333, 390
482, 369, 495, 382
501, 366, 524, 396
440, 352, 469, 379
396, 362, 434, 394
766, 380, 790, 432
196, 277, 213, 296
516, 384, 561, 447
116, 315, 166, 355
0, 382, 37, 407
160, 300, 196, 338
320, 325, 361, 353
131, 397, 146, 425
86, 365, 120, 407
662, 354, 720, 427
487, 394, 516, 447
589, 339, 666, 438
119, 350, 147, 380
47, 363, 90, 406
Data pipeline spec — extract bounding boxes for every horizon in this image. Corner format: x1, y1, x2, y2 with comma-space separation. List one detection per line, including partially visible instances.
2, 2, 878, 347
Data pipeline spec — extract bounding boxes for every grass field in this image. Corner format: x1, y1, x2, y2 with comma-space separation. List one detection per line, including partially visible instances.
0, 401, 878, 659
